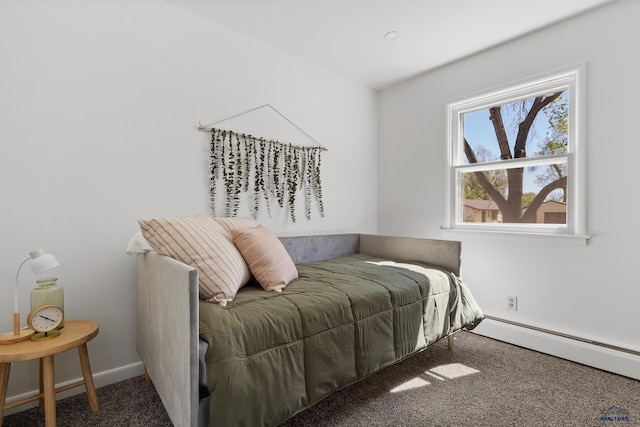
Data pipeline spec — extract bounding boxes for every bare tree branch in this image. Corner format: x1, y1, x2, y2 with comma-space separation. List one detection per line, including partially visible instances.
464, 138, 507, 206
489, 107, 512, 160
514, 92, 562, 158
521, 176, 567, 222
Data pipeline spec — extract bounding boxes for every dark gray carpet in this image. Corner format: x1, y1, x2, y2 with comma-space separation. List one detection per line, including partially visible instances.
4, 332, 639, 426
2, 375, 172, 427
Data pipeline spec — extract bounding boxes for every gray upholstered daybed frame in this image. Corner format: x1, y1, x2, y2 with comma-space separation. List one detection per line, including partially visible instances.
136, 234, 462, 427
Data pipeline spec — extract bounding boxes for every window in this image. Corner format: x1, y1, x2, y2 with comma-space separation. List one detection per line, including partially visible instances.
445, 65, 586, 237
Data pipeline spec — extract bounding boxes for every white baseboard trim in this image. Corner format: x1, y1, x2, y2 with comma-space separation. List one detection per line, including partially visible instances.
473, 318, 640, 380
3, 361, 144, 416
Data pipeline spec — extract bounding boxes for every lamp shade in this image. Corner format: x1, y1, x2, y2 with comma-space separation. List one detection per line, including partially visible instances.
2, 248, 61, 342
28, 249, 60, 274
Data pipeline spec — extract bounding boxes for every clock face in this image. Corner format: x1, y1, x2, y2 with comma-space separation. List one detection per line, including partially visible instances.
28, 305, 64, 332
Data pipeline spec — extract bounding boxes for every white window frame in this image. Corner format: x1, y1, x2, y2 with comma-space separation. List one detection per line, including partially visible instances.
444, 64, 587, 238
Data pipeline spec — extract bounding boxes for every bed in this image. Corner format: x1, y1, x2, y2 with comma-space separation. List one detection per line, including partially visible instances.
134, 223, 483, 427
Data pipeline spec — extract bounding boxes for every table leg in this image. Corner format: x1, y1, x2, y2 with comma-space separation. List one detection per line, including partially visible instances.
0, 363, 11, 427
41, 355, 56, 427
78, 343, 99, 413
39, 358, 44, 414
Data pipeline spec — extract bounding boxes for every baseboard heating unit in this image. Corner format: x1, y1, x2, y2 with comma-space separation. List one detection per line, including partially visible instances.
474, 315, 640, 380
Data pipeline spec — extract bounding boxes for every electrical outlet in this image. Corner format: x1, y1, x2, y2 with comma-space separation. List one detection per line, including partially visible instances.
507, 296, 518, 311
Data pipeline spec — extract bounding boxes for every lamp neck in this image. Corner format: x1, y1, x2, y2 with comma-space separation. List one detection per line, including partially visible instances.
14, 256, 31, 313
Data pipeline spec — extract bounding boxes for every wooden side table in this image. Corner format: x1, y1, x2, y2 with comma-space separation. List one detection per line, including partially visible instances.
0, 320, 100, 427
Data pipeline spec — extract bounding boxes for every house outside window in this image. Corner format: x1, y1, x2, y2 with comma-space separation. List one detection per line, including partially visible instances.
445, 65, 586, 237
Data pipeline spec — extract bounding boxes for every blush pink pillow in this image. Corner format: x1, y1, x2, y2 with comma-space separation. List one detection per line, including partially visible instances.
231, 225, 298, 292
213, 217, 259, 234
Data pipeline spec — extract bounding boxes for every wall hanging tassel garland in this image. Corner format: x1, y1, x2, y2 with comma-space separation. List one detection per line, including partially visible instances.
208, 128, 325, 222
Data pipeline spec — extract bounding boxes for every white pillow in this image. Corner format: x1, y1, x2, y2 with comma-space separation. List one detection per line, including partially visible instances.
126, 232, 153, 256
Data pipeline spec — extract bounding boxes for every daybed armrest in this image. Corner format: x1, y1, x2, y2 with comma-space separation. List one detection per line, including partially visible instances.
359, 234, 461, 277
136, 251, 199, 427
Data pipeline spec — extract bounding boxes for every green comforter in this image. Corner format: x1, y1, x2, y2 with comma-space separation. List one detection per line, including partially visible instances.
199, 254, 484, 427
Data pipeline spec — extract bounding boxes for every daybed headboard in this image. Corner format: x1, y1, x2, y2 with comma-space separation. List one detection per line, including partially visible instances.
279, 234, 360, 263
279, 233, 461, 277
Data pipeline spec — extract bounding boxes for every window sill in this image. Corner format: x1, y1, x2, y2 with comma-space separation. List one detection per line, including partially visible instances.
441, 226, 590, 245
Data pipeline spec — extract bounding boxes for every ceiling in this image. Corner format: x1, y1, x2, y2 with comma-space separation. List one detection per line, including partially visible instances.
163, 0, 616, 89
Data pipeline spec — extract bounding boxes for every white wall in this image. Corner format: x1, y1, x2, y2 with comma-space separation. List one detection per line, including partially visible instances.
0, 0, 377, 404
378, 0, 640, 378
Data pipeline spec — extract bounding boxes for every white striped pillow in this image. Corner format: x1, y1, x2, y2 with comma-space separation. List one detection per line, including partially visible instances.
138, 215, 251, 306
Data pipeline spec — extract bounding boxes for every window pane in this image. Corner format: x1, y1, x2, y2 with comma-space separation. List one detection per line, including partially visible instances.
461, 91, 569, 165
461, 166, 567, 225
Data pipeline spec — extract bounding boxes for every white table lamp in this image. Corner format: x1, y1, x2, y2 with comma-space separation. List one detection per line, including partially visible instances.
0, 249, 60, 344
